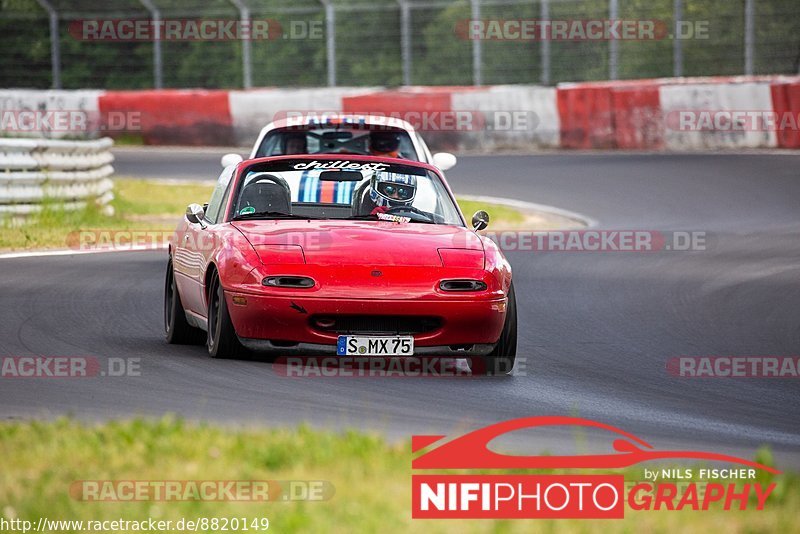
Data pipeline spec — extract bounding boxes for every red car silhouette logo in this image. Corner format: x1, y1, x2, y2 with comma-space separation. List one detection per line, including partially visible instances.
412, 416, 780, 473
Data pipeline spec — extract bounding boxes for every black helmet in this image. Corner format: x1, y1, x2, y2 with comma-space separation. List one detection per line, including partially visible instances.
370, 131, 401, 153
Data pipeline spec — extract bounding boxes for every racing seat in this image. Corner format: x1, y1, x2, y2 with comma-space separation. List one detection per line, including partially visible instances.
351, 179, 376, 216
237, 174, 292, 215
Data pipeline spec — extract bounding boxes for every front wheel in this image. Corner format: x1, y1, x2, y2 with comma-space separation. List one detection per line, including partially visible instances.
471, 283, 517, 376
207, 273, 245, 359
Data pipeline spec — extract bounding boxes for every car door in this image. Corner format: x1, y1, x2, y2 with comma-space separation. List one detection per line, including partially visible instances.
175, 166, 235, 316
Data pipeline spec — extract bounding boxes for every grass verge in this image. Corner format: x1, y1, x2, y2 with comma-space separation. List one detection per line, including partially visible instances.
0, 180, 214, 251
0, 418, 797, 533
0, 179, 528, 251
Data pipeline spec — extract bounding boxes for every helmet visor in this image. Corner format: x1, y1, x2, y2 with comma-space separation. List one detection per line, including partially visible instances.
376, 181, 416, 202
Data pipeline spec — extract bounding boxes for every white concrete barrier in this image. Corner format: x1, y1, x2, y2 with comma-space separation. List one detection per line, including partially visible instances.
659, 82, 777, 150
452, 85, 561, 149
0, 137, 115, 215
0, 89, 104, 139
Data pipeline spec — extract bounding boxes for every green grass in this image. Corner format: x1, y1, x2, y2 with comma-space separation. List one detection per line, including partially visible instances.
458, 199, 526, 227
112, 179, 214, 217
0, 179, 527, 251
0, 418, 797, 533
109, 134, 146, 146
0, 179, 214, 251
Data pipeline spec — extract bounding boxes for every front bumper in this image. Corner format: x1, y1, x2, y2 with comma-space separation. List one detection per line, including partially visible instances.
226, 292, 507, 349
238, 339, 496, 357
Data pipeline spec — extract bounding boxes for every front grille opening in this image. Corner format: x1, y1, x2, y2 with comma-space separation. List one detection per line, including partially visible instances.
439, 279, 487, 292
263, 276, 315, 288
311, 315, 442, 335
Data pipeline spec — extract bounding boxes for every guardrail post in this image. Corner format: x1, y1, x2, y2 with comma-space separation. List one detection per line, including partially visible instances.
138, 0, 163, 89
229, 0, 253, 89
398, 0, 412, 86
540, 0, 551, 85
470, 0, 482, 86
34, 0, 61, 89
673, 0, 683, 77
320, 0, 337, 86
609, 0, 619, 80
744, 0, 755, 75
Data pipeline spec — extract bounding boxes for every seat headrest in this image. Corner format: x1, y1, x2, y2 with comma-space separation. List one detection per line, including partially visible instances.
238, 174, 292, 215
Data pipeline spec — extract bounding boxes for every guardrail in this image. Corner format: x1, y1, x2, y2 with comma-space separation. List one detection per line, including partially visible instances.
0, 137, 115, 215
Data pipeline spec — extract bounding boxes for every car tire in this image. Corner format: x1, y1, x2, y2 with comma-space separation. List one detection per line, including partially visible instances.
207, 273, 245, 359
165, 259, 205, 345
472, 283, 517, 376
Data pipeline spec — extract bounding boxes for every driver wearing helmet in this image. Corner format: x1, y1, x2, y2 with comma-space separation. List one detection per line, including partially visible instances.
367, 172, 417, 215
283, 132, 307, 155
369, 131, 403, 158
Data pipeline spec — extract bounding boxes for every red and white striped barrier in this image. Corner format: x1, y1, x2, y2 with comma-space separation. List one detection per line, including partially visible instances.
2, 76, 799, 150
556, 76, 800, 150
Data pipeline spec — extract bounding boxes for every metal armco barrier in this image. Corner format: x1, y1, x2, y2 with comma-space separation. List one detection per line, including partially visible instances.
0, 137, 114, 215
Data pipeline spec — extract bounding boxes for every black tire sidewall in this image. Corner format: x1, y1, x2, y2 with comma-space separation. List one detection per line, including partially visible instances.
475, 283, 517, 375
165, 259, 199, 344
207, 274, 241, 359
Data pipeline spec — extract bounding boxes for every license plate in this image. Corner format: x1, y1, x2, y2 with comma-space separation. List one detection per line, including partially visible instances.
337, 336, 414, 356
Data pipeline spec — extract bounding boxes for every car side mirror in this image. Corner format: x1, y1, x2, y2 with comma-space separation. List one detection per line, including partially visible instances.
186, 203, 206, 225
432, 152, 457, 171
472, 210, 489, 231
221, 153, 244, 168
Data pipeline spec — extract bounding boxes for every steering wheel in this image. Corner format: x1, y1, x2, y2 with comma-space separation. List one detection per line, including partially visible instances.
386, 205, 436, 223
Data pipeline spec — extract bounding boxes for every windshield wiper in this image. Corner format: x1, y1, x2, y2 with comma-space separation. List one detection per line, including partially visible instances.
233, 210, 320, 221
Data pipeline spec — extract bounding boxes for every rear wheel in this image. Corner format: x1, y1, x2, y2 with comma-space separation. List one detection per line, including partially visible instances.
472, 283, 517, 376
207, 273, 245, 359
164, 259, 204, 344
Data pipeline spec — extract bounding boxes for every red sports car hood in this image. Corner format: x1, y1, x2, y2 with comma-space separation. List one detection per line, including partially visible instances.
232, 219, 483, 267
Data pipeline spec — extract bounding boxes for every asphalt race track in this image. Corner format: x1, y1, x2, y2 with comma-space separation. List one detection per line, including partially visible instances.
2, 149, 799, 466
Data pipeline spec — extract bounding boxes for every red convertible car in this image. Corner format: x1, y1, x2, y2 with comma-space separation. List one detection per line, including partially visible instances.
164, 155, 516, 374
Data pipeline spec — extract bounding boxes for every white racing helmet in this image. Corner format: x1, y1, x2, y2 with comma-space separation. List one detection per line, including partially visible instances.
369, 172, 417, 208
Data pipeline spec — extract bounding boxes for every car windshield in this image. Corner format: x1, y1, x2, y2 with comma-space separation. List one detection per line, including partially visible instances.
254, 127, 420, 161
231, 159, 462, 226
